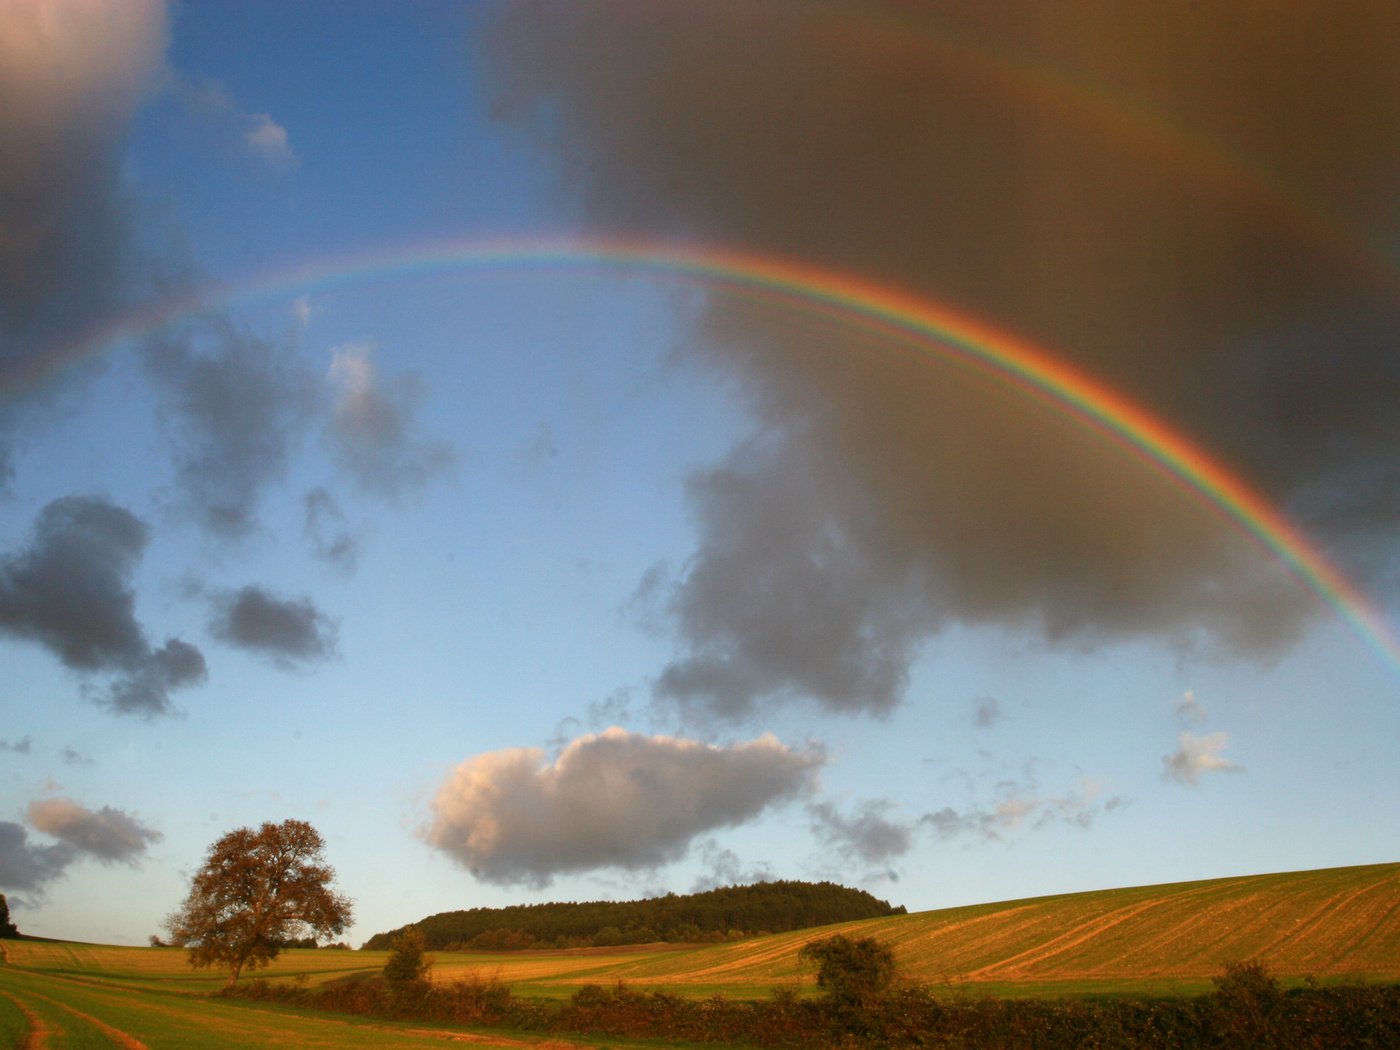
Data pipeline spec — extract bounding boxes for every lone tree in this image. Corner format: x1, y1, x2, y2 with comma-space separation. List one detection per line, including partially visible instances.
798, 933, 898, 1012
164, 819, 352, 989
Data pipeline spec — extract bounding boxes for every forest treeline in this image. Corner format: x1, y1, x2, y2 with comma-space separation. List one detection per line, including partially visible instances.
362, 880, 905, 951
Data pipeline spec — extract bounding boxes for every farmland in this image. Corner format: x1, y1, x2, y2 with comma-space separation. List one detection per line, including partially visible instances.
1, 861, 1397, 1045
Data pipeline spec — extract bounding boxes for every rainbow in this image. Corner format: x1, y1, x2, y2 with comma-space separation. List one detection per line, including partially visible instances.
12, 234, 1400, 671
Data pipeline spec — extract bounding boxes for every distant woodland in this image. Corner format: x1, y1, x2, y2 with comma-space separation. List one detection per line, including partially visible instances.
363, 881, 905, 951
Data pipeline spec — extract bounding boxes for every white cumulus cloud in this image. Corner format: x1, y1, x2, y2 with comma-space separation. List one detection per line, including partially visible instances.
424, 728, 823, 886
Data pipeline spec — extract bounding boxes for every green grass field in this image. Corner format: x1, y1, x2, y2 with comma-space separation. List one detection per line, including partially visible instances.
1, 861, 1395, 1045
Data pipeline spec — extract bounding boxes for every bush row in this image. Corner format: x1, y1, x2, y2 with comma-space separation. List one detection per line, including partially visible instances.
231, 966, 1400, 1049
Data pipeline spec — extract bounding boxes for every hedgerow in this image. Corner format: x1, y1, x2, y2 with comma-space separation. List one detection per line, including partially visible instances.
228, 958, 1400, 1048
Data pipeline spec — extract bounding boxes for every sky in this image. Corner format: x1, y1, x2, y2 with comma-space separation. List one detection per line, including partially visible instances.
1, 0, 1398, 948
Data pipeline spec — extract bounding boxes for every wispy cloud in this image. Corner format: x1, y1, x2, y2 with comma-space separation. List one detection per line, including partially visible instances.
689, 840, 775, 893
326, 343, 456, 501
243, 112, 296, 166
973, 696, 1004, 729
303, 488, 361, 574
808, 798, 914, 864
1162, 732, 1243, 785
145, 320, 318, 539
1174, 690, 1208, 726
174, 75, 297, 168
923, 778, 1124, 841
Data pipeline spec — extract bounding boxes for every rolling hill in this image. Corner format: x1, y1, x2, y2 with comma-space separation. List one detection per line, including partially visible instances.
3, 861, 1395, 1002
480, 861, 1400, 996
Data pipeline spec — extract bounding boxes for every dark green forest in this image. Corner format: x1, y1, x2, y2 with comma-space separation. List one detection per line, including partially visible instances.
363, 881, 905, 951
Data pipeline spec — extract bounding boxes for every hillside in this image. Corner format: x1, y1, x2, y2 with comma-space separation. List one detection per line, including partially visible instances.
566, 861, 1400, 994
5, 862, 1394, 1003
364, 879, 906, 951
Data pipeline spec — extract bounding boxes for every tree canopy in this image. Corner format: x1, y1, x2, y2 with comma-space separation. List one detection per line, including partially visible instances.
164, 818, 352, 988
364, 880, 904, 951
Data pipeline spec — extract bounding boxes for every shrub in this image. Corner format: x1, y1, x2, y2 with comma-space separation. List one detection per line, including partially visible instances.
382, 927, 432, 984
1212, 959, 1281, 1045
798, 934, 898, 1012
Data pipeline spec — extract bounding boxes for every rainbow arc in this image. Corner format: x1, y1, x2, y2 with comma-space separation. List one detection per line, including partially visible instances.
12, 235, 1398, 673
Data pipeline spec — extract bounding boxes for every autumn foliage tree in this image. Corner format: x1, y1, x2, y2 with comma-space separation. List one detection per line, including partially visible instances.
164, 819, 352, 988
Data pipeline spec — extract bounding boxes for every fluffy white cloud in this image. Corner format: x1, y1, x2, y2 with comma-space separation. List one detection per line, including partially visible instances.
424, 728, 823, 886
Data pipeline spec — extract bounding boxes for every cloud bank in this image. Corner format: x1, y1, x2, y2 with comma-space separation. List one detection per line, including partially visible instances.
480, 1, 1400, 719
424, 728, 823, 886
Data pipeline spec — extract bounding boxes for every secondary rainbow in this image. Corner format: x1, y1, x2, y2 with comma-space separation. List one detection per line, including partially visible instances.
15, 235, 1400, 673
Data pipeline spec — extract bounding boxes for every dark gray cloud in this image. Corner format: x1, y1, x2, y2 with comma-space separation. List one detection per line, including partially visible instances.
424, 728, 823, 886
0, 737, 32, 755
0, 496, 206, 716
207, 585, 338, 667
0, 822, 74, 896
652, 437, 929, 720
145, 319, 318, 539
325, 343, 456, 501
0, 0, 168, 487
808, 799, 914, 864
27, 798, 161, 864
481, 1, 1400, 718
1, 798, 161, 899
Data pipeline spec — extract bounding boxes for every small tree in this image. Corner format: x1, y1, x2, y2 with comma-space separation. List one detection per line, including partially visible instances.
164, 819, 352, 989
1212, 959, 1281, 1045
798, 934, 898, 1012
383, 926, 432, 985
0, 893, 20, 939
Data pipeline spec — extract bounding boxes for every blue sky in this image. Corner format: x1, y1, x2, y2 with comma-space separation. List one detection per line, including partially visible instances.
2, 1, 1398, 948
